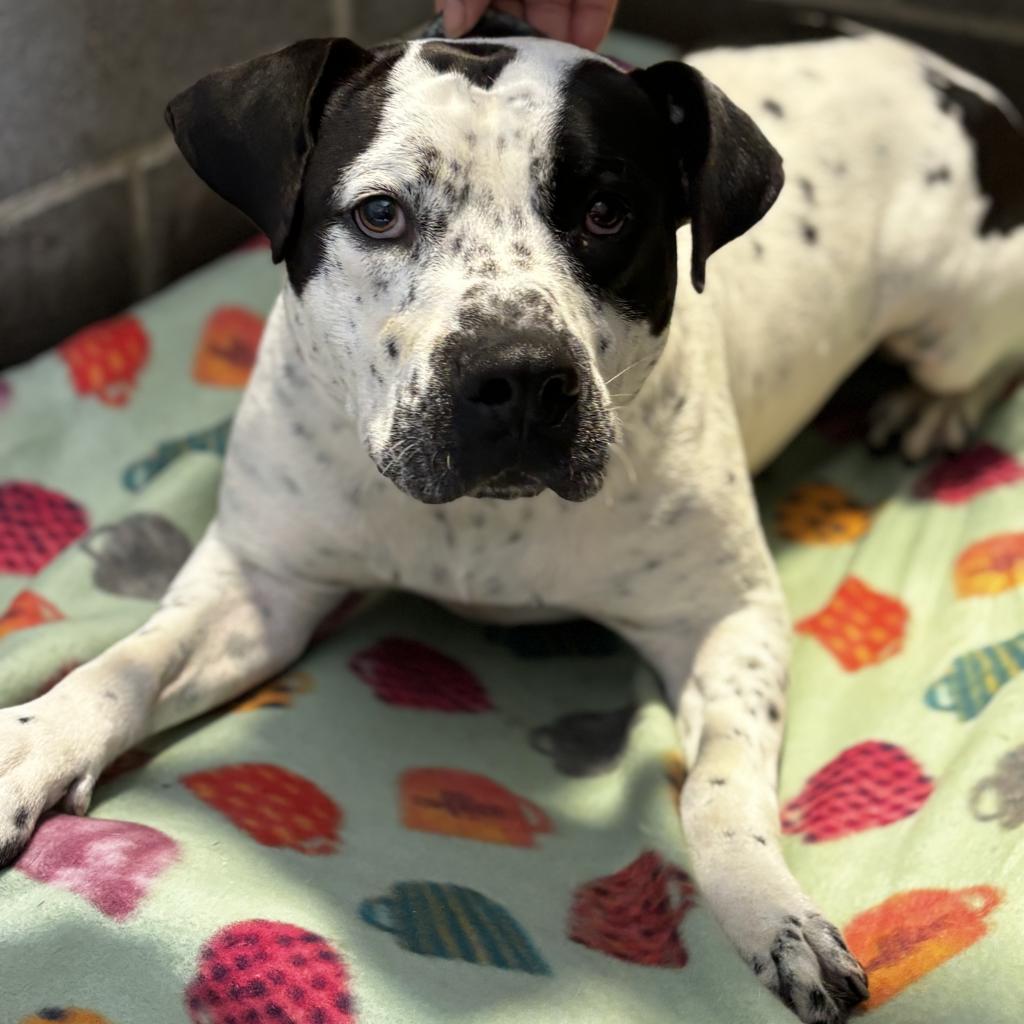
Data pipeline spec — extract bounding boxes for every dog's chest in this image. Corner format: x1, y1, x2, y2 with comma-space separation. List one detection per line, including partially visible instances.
329, 476, 686, 618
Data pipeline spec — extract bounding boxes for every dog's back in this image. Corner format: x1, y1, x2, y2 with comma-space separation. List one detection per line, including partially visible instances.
681, 31, 1024, 468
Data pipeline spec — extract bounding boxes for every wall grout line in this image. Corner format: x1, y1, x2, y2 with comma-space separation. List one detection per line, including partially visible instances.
0, 136, 178, 231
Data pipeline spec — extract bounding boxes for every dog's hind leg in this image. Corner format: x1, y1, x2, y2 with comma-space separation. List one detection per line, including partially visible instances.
0, 523, 343, 867
869, 230, 1024, 460
867, 358, 1020, 460
625, 600, 868, 1024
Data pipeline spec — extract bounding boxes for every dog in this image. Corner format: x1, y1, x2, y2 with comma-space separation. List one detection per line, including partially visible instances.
2, 14, 1023, 1022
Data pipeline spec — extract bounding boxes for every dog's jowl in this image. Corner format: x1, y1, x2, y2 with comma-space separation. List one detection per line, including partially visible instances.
2, 21, 1023, 1024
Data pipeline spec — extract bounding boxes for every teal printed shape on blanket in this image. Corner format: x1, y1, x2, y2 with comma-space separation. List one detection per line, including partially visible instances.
924, 632, 1024, 721
122, 417, 232, 492
360, 881, 551, 975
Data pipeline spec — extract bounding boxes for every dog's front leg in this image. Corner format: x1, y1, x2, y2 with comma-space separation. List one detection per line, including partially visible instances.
625, 600, 869, 1023
0, 523, 343, 866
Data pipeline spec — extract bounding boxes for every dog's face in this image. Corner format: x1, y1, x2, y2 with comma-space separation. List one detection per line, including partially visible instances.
167, 34, 782, 503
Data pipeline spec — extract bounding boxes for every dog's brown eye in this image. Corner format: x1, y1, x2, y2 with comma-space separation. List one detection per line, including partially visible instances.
584, 197, 628, 236
354, 195, 406, 239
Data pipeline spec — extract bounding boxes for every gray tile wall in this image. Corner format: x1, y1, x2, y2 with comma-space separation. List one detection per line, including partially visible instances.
2, 0, 1021, 367
0, 0, 340, 368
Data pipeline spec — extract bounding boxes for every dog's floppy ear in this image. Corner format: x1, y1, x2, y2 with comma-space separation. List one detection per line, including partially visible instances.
631, 62, 784, 293
165, 38, 373, 262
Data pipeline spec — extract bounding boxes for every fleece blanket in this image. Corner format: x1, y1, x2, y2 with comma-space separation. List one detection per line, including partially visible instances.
0, 237, 1022, 1024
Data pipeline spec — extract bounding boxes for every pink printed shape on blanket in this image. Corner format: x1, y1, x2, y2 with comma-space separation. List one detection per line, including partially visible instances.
17, 814, 179, 920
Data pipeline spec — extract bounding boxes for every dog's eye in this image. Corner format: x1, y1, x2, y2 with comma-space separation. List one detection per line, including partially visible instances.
584, 196, 628, 236
354, 195, 406, 239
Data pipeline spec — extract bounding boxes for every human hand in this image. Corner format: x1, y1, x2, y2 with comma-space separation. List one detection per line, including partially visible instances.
435, 0, 619, 52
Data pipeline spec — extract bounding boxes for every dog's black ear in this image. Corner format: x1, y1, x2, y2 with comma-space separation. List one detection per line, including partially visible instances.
631, 62, 784, 293
165, 38, 374, 262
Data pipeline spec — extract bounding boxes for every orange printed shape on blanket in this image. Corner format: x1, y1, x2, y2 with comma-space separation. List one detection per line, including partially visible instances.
796, 576, 908, 670
400, 768, 553, 846
19, 1010, 115, 1024
58, 315, 149, 406
231, 669, 315, 712
192, 306, 264, 387
0, 590, 62, 638
182, 763, 342, 854
954, 533, 1024, 597
776, 482, 872, 545
844, 886, 1001, 1009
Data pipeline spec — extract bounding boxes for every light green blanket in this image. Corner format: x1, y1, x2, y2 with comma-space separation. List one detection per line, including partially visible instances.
1, 242, 1022, 1024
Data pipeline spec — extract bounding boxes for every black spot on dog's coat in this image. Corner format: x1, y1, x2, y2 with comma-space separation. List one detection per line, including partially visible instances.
13, 806, 30, 829
801, 221, 819, 245
762, 98, 785, 117
927, 69, 1024, 233
926, 165, 952, 184
419, 42, 517, 90
797, 177, 816, 202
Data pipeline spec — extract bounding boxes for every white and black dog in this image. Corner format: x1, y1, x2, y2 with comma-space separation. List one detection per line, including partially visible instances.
2, 13, 1023, 1022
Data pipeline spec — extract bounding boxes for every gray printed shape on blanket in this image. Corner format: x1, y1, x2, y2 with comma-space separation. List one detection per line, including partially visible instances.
530, 705, 637, 777
81, 513, 192, 600
971, 744, 1024, 829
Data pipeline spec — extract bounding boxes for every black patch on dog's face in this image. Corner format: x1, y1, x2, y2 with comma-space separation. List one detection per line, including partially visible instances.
546, 60, 679, 334
926, 69, 1024, 235
285, 46, 404, 292
418, 41, 516, 89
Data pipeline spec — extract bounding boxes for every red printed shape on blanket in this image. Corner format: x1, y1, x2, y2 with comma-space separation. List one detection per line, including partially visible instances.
182, 763, 342, 854
185, 919, 356, 1024
349, 637, 492, 711
0, 590, 62, 638
568, 850, 696, 966
98, 748, 155, 785
915, 443, 1024, 503
844, 886, 1001, 1009
16, 815, 179, 920
0, 482, 88, 575
58, 315, 149, 406
781, 741, 933, 842
795, 576, 908, 670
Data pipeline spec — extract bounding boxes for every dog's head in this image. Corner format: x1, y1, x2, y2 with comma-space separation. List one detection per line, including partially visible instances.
166, 31, 782, 503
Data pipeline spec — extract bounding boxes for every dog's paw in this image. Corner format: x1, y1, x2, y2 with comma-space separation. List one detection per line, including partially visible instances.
868, 386, 983, 461
0, 700, 106, 868
747, 912, 868, 1023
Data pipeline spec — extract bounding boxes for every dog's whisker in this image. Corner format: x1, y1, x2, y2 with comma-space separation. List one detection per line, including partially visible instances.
602, 358, 648, 388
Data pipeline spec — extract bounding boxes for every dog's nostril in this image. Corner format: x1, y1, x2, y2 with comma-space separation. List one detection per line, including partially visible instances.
476, 377, 515, 406
543, 369, 580, 401
537, 369, 581, 425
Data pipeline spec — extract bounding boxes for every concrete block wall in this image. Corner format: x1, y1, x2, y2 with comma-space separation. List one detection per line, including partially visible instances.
0, 0, 437, 369
2, 0, 1020, 368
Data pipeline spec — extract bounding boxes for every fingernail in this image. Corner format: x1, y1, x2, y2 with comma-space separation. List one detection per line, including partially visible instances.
443, 0, 466, 37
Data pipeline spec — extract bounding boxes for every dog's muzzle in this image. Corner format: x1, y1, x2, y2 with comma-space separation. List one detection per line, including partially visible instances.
381, 326, 613, 504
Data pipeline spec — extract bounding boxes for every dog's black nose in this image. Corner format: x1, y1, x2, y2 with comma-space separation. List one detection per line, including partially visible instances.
457, 339, 581, 440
